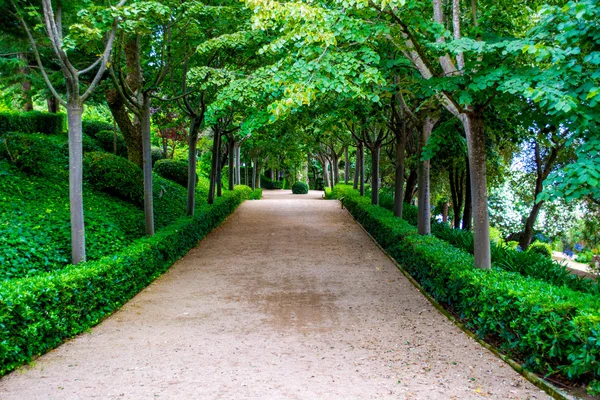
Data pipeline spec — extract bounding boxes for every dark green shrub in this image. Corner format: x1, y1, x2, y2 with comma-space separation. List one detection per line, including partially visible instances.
292, 181, 309, 194
261, 175, 283, 189
333, 184, 600, 391
94, 130, 127, 157
154, 158, 196, 187
0, 132, 67, 176
249, 188, 262, 200
528, 242, 553, 258
0, 111, 64, 135
151, 146, 165, 166
83, 152, 189, 228
0, 186, 252, 376
82, 120, 113, 138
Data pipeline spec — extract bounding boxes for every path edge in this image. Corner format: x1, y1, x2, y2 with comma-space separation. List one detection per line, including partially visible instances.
339, 203, 573, 400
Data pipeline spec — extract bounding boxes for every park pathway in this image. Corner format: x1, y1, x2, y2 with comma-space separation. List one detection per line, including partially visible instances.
0, 191, 549, 399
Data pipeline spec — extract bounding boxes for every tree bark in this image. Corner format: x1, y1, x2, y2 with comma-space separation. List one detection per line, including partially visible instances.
359, 142, 365, 196
403, 169, 417, 203
417, 118, 435, 235
47, 96, 59, 113
344, 146, 349, 184
19, 53, 33, 111
251, 158, 257, 190
321, 156, 330, 189
228, 139, 235, 190
186, 117, 200, 216
520, 201, 544, 250
106, 88, 141, 166
449, 163, 464, 229
208, 129, 221, 204
353, 143, 360, 190
462, 113, 490, 269
462, 156, 472, 230
236, 143, 241, 185
141, 94, 154, 236
370, 145, 380, 205
332, 155, 340, 185
67, 102, 85, 263
394, 128, 406, 218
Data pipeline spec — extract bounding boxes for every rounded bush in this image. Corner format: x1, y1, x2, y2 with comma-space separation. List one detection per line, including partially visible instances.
292, 181, 309, 194
528, 242, 552, 258
154, 158, 196, 187
82, 120, 113, 138
151, 147, 165, 166
95, 130, 127, 157
0, 132, 67, 175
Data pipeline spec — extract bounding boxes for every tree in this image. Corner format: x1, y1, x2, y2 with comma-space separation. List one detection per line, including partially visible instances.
11, 0, 125, 264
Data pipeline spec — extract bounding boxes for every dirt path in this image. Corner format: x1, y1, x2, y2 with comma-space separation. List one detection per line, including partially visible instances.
0, 190, 549, 399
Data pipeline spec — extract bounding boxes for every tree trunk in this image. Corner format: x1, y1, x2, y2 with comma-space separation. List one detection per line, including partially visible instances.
442, 202, 449, 222
462, 113, 490, 269
370, 145, 380, 205
353, 144, 360, 190
344, 146, 349, 185
47, 97, 59, 113
329, 161, 335, 191
462, 157, 472, 230
417, 118, 435, 235
332, 155, 340, 185
186, 116, 200, 216
257, 166, 261, 188
359, 142, 365, 196
251, 159, 257, 190
228, 140, 235, 190
106, 88, 142, 166
208, 129, 221, 204
67, 102, 86, 264
520, 201, 544, 250
141, 94, 154, 236
19, 53, 33, 111
321, 156, 330, 189
394, 129, 406, 218
236, 143, 241, 185
218, 142, 226, 197
404, 169, 417, 203
449, 164, 464, 229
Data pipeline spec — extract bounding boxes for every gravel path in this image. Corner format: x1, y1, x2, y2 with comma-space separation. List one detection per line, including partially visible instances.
0, 190, 549, 399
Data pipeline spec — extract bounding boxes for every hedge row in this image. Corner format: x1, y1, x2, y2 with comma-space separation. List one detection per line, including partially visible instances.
0, 112, 64, 135
370, 186, 596, 295
334, 185, 600, 391
261, 175, 283, 189
0, 185, 253, 376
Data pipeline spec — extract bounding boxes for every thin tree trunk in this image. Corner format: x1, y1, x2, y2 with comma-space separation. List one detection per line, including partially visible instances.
353, 144, 360, 190
236, 143, 241, 185
449, 164, 464, 229
404, 169, 417, 203
462, 157, 472, 230
322, 156, 330, 189
106, 89, 142, 167
67, 102, 85, 263
19, 53, 33, 111
417, 118, 435, 235
344, 146, 349, 185
228, 140, 235, 190
208, 129, 221, 204
257, 166, 261, 188
186, 117, 200, 216
251, 158, 257, 190
141, 94, 154, 236
329, 160, 335, 191
359, 142, 365, 196
394, 128, 406, 218
520, 201, 544, 250
370, 145, 380, 205
442, 202, 449, 222
462, 113, 490, 269
332, 155, 340, 185
47, 96, 59, 113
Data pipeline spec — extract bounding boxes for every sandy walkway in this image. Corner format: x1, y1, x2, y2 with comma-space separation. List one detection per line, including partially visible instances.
0, 190, 549, 399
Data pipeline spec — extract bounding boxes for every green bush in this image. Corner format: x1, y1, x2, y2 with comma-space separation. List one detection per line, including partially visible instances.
94, 130, 127, 157
249, 188, 262, 200
333, 184, 600, 391
0, 132, 67, 176
0, 186, 252, 376
151, 146, 165, 166
528, 242, 553, 258
0, 112, 64, 135
82, 120, 113, 138
154, 158, 196, 188
291, 181, 309, 194
261, 175, 283, 189
367, 185, 595, 295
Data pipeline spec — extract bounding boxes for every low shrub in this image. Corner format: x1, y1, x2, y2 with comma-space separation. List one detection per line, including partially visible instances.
249, 188, 262, 200
0, 132, 67, 176
154, 159, 196, 188
291, 181, 309, 194
528, 242, 553, 258
82, 120, 113, 138
333, 184, 600, 391
83, 152, 189, 229
95, 130, 127, 157
0, 186, 252, 376
261, 175, 283, 190
151, 147, 165, 166
0, 111, 64, 135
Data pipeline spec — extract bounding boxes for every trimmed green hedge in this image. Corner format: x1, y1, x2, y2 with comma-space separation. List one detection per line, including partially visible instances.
151, 147, 165, 166
292, 181, 309, 194
334, 184, 600, 391
95, 130, 127, 157
0, 186, 252, 376
261, 175, 283, 190
154, 159, 196, 187
0, 132, 68, 176
0, 112, 64, 135
82, 120, 113, 138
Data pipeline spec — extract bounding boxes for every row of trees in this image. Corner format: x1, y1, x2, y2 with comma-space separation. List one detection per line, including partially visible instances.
1, 0, 598, 267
